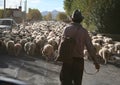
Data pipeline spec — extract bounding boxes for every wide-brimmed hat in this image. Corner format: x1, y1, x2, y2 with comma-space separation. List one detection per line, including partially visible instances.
71, 9, 84, 22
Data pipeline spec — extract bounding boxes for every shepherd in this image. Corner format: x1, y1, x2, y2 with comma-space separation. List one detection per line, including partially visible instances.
57, 9, 100, 85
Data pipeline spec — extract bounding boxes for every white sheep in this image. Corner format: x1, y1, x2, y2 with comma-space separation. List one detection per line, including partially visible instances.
98, 47, 111, 64
47, 31, 56, 40
93, 43, 102, 54
104, 37, 113, 44
114, 42, 120, 52
83, 49, 89, 60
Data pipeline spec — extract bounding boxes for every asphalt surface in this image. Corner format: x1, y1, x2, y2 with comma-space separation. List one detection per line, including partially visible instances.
0, 55, 120, 85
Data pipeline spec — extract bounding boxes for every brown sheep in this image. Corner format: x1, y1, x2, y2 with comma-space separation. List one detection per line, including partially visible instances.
24, 42, 31, 55
34, 36, 47, 56
42, 44, 54, 60
48, 38, 58, 51
20, 39, 28, 54
29, 42, 36, 56
24, 42, 36, 56
14, 43, 22, 57
6, 40, 15, 56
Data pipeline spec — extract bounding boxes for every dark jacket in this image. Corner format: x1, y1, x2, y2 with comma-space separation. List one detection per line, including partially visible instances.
62, 22, 96, 59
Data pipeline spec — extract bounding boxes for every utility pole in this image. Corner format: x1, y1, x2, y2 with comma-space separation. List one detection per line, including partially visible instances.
4, 0, 6, 18
24, 0, 27, 20
20, 0, 22, 6
23, 0, 27, 29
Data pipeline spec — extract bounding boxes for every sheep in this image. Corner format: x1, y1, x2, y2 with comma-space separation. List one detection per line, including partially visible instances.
93, 43, 102, 54
55, 36, 61, 46
34, 35, 47, 56
47, 37, 58, 51
20, 39, 28, 48
14, 43, 22, 57
47, 31, 56, 40
24, 42, 37, 56
83, 49, 89, 60
92, 38, 104, 46
91, 33, 103, 39
42, 44, 54, 60
20, 39, 28, 54
114, 42, 120, 52
0, 21, 68, 57
108, 44, 116, 55
104, 37, 113, 44
28, 42, 36, 56
24, 42, 31, 55
6, 40, 15, 56
98, 47, 111, 64
117, 50, 120, 55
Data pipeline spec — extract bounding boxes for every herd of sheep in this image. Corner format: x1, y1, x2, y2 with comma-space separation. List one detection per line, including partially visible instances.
85, 32, 120, 64
0, 21, 120, 64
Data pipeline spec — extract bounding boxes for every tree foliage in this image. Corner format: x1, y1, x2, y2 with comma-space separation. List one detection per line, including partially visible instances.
56, 12, 68, 22
43, 12, 52, 21
0, 9, 12, 18
0, 9, 3, 18
27, 8, 42, 21
92, 0, 120, 34
64, 0, 120, 34
64, 0, 73, 15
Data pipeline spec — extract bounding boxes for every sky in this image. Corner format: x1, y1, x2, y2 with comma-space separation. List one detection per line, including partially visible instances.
0, 0, 65, 12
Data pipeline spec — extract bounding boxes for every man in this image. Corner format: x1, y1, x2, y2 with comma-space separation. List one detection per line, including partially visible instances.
59, 9, 100, 85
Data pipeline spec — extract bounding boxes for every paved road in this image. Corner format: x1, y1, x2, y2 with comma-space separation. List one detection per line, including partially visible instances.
0, 55, 120, 85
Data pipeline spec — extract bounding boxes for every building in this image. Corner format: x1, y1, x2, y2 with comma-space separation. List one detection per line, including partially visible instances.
5, 6, 23, 23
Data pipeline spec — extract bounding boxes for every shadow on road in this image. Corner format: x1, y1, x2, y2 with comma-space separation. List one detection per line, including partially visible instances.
0, 54, 60, 79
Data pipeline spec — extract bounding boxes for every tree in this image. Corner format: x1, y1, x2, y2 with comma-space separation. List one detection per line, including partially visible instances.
64, 0, 73, 15
27, 8, 42, 21
91, 0, 120, 34
0, 9, 4, 18
64, 0, 120, 34
43, 12, 52, 21
0, 9, 12, 18
64, 0, 95, 26
56, 12, 68, 22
